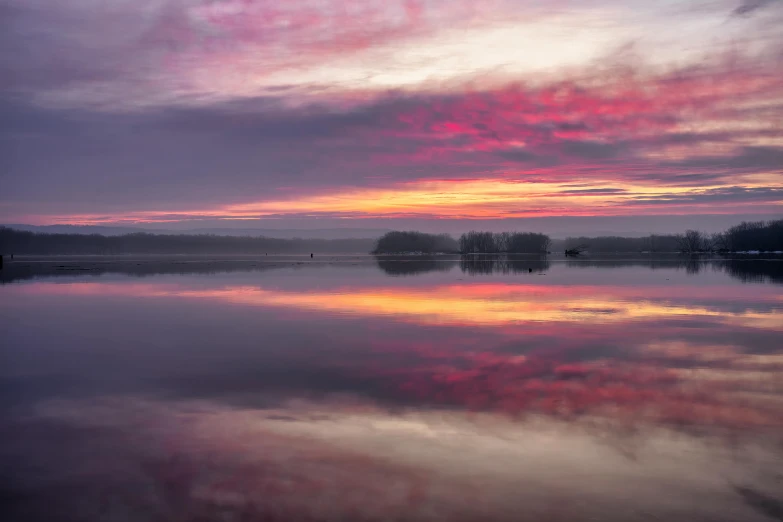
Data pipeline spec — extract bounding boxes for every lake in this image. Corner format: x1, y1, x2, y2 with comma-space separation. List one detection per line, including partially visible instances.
1, 255, 782, 522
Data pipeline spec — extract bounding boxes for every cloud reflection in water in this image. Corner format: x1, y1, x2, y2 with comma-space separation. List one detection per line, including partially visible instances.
1, 261, 782, 521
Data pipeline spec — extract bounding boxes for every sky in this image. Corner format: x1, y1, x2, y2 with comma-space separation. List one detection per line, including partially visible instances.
1, 0, 782, 235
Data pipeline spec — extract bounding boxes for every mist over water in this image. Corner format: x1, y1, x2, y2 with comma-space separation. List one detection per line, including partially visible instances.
1, 256, 782, 521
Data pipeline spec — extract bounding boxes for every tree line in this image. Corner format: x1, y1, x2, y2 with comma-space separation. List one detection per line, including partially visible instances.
642, 220, 783, 254
375, 221, 782, 255
560, 220, 782, 253
0, 228, 375, 255
372, 230, 552, 254
3, 219, 780, 256
706, 219, 782, 253
458, 231, 551, 254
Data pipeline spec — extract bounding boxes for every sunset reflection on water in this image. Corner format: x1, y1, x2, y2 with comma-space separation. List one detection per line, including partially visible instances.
1, 258, 782, 521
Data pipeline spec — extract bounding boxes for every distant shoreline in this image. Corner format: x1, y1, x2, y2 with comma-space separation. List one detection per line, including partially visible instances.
2, 219, 781, 256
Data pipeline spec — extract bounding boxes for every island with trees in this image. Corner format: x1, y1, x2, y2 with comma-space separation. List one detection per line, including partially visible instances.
372, 220, 781, 255
371, 230, 551, 254
371, 231, 459, 254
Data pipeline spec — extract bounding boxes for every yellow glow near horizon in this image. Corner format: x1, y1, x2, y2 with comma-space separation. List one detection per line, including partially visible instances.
38, 177, 781, 225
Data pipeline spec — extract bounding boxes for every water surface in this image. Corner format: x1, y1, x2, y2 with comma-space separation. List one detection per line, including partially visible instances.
2, 256, 782, 521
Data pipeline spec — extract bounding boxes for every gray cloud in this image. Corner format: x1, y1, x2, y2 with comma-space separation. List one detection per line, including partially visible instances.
495, 148, 545, 163
560, 140, 628, 160
733, 0, 780, 16
666, 146, 783, 171
627, 187, 783, 206
2, 89, 782, 219
0, 1, 164, 96
0, 96, 476, 213
560, 188, 628, 195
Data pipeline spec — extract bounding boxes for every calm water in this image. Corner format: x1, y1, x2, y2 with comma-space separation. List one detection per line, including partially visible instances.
1, 256, 782, 522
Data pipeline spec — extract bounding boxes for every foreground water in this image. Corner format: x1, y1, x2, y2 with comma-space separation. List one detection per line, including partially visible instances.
1, 255, 782, 522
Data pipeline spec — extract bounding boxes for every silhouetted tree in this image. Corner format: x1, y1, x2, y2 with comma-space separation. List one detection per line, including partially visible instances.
710, 232, 729, 251
459, 231, 498, 253
494, 232, 511, 253
676, 230, 707, 253
459, 231, 550, 254
506, 232, 550, 254
723, 220, 783, 251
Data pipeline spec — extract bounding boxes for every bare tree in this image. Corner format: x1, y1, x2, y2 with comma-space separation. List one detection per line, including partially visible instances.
677, 230, 706, 253
495, 232, 511, 253
507, 232, 550, 253
459, 231, 551, 254
725, 220, 782, 251
459, 231, 498, 253
710, 232, 728, 251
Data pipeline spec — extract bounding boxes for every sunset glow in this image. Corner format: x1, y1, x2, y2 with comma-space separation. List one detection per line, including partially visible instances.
4, 259, 783, 521
8, 276, 783, 430
28, 176, 783, 225
4, 4, 783, 515
3, 0, 782, 229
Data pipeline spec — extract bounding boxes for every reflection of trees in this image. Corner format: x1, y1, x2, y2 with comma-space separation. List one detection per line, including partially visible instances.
719, 259, 783, 284
564, 257, 783, 284
561, 235, 681, 252
372, 231, 459, 254
1, 259, 288, 284
676, 230, 708, 253
374, 256, 458, 276
564, 256, 688, 271
1, 257, 367, 284
460, 255, 550, 275
684, 257, 702, 274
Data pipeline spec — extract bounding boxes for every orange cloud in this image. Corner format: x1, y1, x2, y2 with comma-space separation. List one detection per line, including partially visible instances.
38, 176, 781, 225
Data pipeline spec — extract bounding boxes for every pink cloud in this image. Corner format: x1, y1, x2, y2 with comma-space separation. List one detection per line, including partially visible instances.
3, 2, 782, 224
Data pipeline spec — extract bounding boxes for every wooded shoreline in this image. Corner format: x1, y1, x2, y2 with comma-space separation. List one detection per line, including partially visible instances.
1, 219, 781, 256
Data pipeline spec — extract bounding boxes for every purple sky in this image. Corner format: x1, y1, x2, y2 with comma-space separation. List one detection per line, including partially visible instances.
1, 0, 781, 234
